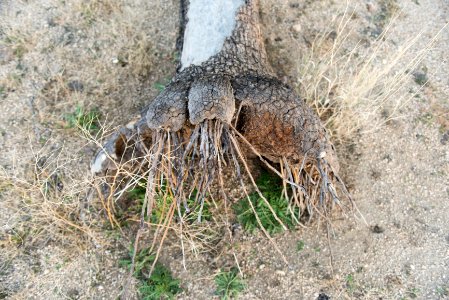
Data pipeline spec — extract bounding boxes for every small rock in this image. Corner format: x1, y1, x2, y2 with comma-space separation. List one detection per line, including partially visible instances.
47, 18, 56, 27
290, 3, 300, 9
259, 264, 265, 270
292, 24, 302, 33
366, 2, 377, 13
413, 71, 428, 86
275, 270, 286, 276
317, 293, 330, 300
67, 80, 84, 92
112, 58, 119, 64
371, 224, 385, 234
440, 131, 449, 145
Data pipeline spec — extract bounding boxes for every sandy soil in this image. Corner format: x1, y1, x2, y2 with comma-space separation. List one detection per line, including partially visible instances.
1, 0, 448, 299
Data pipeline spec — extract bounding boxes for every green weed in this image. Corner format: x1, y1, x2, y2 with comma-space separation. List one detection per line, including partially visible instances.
9, 229, 28, 247
214, 268, 245, 300
120, 245, 182, 300
119, 245, 155, 277
296, 240, 305, 252
345, 274, 355, 293
138, 265, 182, 300
64, 105, 100, 133
154, 82, 166, 92
416, 112, 434, 126
80, 5, 95, 25
406, 287, 420, 299
126, 180, 211, 224
3, 34, 29, 60
153, 77, 171, 92
436, 285, 448, 297
233, 170, 299, 235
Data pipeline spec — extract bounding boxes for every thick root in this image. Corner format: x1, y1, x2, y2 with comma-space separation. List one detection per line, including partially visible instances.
92, 116, 353, 228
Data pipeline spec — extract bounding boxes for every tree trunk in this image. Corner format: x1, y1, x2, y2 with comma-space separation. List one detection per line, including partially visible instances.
92, 0, 352, 222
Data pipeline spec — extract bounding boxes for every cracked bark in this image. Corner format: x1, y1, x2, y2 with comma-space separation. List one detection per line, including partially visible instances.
92, 0, 352, 222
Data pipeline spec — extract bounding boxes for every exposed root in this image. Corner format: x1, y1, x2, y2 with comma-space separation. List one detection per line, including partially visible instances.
228, 123, 354, 223
281, 156, 353, 222
92, 118, 356, 276
94, 119, 355, 226
136, 120, 231, 222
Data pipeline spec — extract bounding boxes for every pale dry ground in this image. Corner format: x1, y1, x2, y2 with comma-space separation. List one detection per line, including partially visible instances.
0, 0, 448, 299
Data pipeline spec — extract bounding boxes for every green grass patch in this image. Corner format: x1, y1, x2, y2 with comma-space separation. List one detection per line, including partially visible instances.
406, 287, 420, 299
125, 180, 211, 224
154, 82, 166, 92
214, 268, 245, 300
120, 245, 155, 277
296, 240, 305, 252
436, 286, 448, 297
154, 78, 171, 92
345, 273, 355, 293
233, 170, 299, 235
416, 112, 434, 126
120, 245, 182, 300
64, 105, 100, 133
3, 34, 29, 60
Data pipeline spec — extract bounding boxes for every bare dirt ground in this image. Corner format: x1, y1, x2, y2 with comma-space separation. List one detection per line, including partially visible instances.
1, 0, 448, 299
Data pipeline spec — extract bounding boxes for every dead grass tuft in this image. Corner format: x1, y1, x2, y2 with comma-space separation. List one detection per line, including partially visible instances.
77, 0, 123, 26
0, 26, 33, 60
120, 34, 154, 77
0, 139, 111, 258
297, 6, 440, 145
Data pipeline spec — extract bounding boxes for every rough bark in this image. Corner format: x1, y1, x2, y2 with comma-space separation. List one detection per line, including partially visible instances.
92, 0, 351, 222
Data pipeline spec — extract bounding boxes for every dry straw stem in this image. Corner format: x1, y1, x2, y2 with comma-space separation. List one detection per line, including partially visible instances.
297, 6, 446, 145
85, 122, 225, 269
94, 7, 449, 272
7, 0, 445, 282
92, 118, 351, 273
1, 121, 136, 255
0, 138, 108, 256
21, 0, 169, 127
0, 25, 33, 60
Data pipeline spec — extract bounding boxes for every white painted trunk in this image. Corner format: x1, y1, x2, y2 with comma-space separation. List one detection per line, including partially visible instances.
180, 0, 244, 70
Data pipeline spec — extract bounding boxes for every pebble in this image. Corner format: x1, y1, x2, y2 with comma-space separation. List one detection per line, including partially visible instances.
67, 80, 84, 92
292, 24, 302, 33
366, 2, 376, 12
275, 270, 286, 276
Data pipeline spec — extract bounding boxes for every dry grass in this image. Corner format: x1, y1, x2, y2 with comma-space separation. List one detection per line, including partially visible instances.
0, 0, 175, 128
2, 1, 418, 274
0, 0, 175, 259
1, 0, 446, 297
0, 139, 107, 251
296, 5, 440, 145
0, 26, 33, 61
